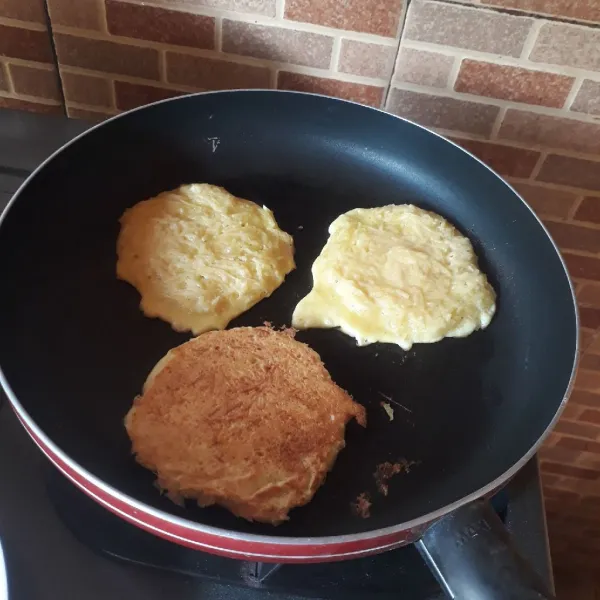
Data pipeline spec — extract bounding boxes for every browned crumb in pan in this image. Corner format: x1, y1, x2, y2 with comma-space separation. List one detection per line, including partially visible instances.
374, 459, 417, 496
352, 492, 372, 518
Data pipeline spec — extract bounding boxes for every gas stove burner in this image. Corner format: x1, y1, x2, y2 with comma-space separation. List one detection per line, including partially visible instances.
45, 467, 509, 600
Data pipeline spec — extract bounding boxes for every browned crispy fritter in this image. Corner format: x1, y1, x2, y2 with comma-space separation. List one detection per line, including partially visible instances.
124, 326, 366, 524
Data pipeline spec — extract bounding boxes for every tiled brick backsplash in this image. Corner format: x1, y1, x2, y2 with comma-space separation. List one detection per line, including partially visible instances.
1, 0, 600, 574
0, 0, 63, 113
42, 0, 403, 119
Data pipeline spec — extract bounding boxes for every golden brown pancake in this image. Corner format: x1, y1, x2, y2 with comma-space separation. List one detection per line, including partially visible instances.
117, 184, 295, 335
124, 326, 366, 524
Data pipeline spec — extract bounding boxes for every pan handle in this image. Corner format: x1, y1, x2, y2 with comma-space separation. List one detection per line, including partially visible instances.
415, 500, 555, 599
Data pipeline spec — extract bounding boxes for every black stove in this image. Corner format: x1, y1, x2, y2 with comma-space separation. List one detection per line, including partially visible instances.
0, 109, 554, 600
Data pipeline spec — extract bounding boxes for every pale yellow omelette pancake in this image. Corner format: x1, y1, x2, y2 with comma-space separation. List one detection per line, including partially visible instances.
292, 205, 496, 350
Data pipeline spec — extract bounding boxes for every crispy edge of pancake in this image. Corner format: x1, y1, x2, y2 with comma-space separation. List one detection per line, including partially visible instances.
124, 326, 366, 524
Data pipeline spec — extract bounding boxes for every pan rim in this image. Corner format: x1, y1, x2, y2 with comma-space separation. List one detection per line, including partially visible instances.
0, 89, 580, 547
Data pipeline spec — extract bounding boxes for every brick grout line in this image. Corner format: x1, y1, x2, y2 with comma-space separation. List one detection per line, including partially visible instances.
518, 18, 543, 61
83, 3, 399, 45
528, 150, 547, 180
67, 101, 119, 116
446, 54, 462, 91
51, 25, 389, 87
0, 16, 48, 32
3, 63, 14, 94
97, 0, 109, 34
562, 76, 584, 111
431, 0, 600, 30
390, 80, 600, 128
215, 17, 223, 53
540, 215, 600, 232
488, 106, 506, 140
269, 68, 277, 89
507, 177, 600, 197
0, 89, 61, 105
263, 62, 388, 85
567, 197, 585, 222
58, 65, 209, 94
401, 39, 600, 86
276, 0, 285, 20
330, 37, 342, 73
383, 0, 409, 109
5, 60, 55, 72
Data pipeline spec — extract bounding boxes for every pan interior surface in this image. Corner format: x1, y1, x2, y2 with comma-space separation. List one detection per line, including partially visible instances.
0, 91, 577, 538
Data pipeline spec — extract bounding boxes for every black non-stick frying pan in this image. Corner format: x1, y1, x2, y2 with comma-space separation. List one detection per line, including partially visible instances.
0, 91, 577, 598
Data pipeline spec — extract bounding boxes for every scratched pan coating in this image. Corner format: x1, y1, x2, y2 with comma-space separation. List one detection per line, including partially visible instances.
0, 91, 577, 537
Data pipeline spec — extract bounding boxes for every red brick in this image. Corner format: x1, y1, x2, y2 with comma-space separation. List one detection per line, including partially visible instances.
483, 0, 600, 23
222, 20, 333, 69
0, 25, 53, 63
500, 110, 600, 155
554, 419, 599, 440
55, 34, 160, 80
167, 52, 270, 90
580, 409, 600, 425
67, 106, 112, 121
588, 332, 600, 354
575, 369, 600, 392
579, 306, 600, 330
557, 436, 600, 454
564, 253, 600, 280
404, 1, 532, 57
580, 327, 599, 351
0, 0, 46, 22
530, 23, 600, 72
455, 60, 574, 108
387, 88, 499, 136
393, 47, 454, 88
278, 72, 384, 108
62, 72, 112, 108
9, 65, 60, 101
571, 80, 600, 117
561, 404, 583, 420
0, 63, 6, 91
566, 391, 600, 409
581, 353, 600, 370
575, 197, 600, 224
510, 181, 577, 220
545, 221, 600, 254
452, 138, 540, 178
47, 0, 102, 30
541, 461, 600, 480
115, 81, 184, 111
285, 0, 403, 37
540, 445, 582, 464
537, 155, 600, 192
340, 40, 396, 80
106, 1, 215, 50
0, 97, 62, 114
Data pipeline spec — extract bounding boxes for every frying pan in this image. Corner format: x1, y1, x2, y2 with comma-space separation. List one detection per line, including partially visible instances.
0, 91, 577, 598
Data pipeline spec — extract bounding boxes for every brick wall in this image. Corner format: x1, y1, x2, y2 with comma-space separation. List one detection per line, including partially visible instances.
43, 0, 404, 119
1, 0, 600, 574
0, 0, 63, 113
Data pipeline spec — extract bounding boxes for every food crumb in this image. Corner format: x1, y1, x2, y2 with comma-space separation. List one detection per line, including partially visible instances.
381, 401, 394, 421
298, 225, 304, 230
352, 492, 371, 518
374, 459, 417, 496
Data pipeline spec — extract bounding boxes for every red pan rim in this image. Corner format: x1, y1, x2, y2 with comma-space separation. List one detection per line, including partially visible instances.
0, 89, 580, 552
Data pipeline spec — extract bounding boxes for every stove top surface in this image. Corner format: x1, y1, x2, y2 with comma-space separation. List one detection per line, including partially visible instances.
0, 108, 553, 600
